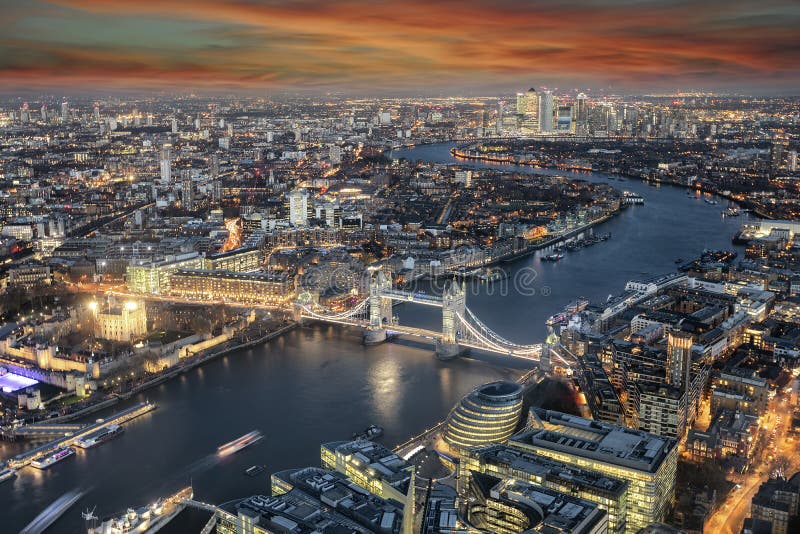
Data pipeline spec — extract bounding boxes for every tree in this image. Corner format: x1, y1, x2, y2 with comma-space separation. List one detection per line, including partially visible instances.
190, 316, 213, 337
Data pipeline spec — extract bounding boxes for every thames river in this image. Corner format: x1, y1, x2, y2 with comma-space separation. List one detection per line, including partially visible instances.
2, 142, 750, 532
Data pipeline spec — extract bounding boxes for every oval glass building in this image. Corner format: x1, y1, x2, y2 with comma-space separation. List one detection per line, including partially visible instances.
443, 381, 524, 450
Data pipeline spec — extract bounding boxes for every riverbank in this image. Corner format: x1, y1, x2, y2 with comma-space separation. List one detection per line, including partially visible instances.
119, 322, 298, 400
449, 143, 771, 220
11, 322, 300, 428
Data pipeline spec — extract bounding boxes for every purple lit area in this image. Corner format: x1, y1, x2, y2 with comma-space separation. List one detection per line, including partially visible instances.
0, 372, 39, 393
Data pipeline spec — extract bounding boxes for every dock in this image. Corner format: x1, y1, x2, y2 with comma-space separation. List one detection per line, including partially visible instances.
86, 486, 193, 534
6, 401, 156, 469
6, 422, 87, 439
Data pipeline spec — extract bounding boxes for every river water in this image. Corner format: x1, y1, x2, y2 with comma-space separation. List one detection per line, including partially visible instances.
2, 142, 751, 532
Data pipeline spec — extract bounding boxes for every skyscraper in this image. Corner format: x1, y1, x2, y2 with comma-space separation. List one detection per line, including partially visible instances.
557, 105, 574, 133
93, 104, 100, 123
159, 146, 172, 183
539, 90, 555, 133
288, 189, 309, 226
666, 331, 692, 389
576, 93, 588, 135
181, 175, 193, 210
210, 154, 219, 179
60, 101, 69, 121
517, 88, 540, 133
495, 101, 504, 135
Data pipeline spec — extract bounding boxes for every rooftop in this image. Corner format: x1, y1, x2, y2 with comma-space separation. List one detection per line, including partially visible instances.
466, 444, 628, 498
511, 409, 676, 474
322, 439, 413, 489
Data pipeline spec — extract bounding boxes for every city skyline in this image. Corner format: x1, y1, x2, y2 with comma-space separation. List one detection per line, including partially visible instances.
1, 3, 800, 532
1, 0, 800, 94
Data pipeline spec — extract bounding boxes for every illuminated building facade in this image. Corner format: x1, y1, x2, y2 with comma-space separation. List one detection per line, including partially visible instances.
461, 444, 628, 533
92, 300, 147, 342
288, 189, 309, 226
203, 246, 262, 272
320, 440, 413, 504
443, 381, 523, 451
126, 253, 203, 294
169, 269, 293, 305
510, 409, 677, 533
711, 369, 769, 416
466, 473, 608, 534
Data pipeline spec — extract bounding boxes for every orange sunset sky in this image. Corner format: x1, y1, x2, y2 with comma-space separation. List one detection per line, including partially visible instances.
1, 0, 798, 94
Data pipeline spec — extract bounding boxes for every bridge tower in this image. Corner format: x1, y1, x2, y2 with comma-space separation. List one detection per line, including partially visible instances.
363, 270, 393, 345
437, 280, 465, 360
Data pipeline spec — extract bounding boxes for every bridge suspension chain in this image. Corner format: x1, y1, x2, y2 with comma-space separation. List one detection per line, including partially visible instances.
456, 311, 541, 356
462, 307, 542, 353
299, 299, 368, 321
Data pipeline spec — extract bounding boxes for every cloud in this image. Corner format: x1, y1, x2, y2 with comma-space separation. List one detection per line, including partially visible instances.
0, 0, 798, 92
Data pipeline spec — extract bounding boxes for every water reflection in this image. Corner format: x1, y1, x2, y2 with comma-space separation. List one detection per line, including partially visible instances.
367, 356, 402, 420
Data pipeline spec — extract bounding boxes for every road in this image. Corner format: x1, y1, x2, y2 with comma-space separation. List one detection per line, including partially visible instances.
704, 394, 799, 533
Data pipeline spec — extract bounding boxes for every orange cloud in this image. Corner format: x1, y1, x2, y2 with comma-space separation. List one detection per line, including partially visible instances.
1, 0, 798, 92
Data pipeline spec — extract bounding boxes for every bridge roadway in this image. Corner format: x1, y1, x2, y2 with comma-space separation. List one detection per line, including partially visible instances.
7, 401, 156, 469
299, 312, 547, 362
380, 289, 444, 307
180, 498, 217, 513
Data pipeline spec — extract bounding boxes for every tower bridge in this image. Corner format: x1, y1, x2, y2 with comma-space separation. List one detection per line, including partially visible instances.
298, 271, 573, 367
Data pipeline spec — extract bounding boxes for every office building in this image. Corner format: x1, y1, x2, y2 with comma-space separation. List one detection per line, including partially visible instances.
466, 472, 608, 534
558, 104, 575, 133
270, 467, 408, 534
203, 247, 262, 272
517, 88, 540, 132
320, 440, 413, 504
510, 409, 678, 533
539, 90, 555, 133
126, 252, 204, 294
443, 381, 523, 451
8, 263, 51, 290
461, 444, 628, 533
214, 491, 382, 534
576, 93, 589, 134
419, 483, 462, 534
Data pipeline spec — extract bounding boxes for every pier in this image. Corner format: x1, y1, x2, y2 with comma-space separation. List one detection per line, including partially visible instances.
5, 422, 86, 440
6, 401, 156, 469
